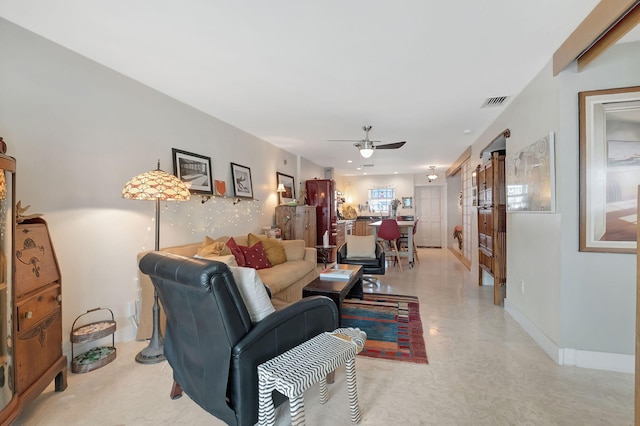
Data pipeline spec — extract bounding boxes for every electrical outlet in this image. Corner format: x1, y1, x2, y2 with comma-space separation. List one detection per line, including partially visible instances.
521, 280, 525, 294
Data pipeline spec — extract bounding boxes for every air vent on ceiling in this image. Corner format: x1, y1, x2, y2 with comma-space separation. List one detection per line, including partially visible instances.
361, 163, 375, 167
481, 96, 509, 108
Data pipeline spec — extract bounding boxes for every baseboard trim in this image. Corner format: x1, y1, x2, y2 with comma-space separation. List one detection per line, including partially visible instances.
504, 298, 634, 373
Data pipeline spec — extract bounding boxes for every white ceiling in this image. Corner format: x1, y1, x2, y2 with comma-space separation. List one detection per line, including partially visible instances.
3, 0, 635, 177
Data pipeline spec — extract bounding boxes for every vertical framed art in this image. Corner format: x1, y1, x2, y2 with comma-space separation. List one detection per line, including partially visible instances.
276, 172, 295, 204
230, 162, 254, 199
579, 86, 640, 253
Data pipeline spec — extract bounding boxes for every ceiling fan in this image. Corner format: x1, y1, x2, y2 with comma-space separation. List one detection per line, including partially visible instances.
328, 125, 406, 158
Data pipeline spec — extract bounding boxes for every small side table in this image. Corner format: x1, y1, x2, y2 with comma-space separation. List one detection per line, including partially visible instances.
315, 245, 336, 268
258, 327, 366, 426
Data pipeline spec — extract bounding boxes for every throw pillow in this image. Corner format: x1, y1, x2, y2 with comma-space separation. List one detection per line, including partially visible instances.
229, 266, 275, 322
226, 237, 246, 267
197, 236, 232, 257
194, 254, 238, 267
247, 233, 286, 266
346, 234, 376, 259
239, 241, 271, 270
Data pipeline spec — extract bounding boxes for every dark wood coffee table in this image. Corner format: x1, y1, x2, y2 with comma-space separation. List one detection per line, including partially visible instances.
302, 264, 363, 325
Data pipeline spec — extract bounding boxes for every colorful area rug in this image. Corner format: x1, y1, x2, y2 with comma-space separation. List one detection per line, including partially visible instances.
341, 293, 428, 364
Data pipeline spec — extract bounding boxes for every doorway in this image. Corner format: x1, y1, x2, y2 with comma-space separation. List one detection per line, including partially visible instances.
415, 186, 443, 247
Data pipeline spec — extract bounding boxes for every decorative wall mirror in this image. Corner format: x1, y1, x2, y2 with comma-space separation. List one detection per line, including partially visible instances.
579, 86, 640, 253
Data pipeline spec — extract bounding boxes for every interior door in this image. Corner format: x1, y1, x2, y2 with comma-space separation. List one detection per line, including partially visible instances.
415, 186, 443, 247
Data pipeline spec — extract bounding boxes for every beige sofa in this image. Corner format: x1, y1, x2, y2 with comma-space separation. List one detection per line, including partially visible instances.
136, 235, 318, 340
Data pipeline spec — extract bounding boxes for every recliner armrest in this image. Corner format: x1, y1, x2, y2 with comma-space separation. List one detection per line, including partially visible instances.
232, 295, 338, 357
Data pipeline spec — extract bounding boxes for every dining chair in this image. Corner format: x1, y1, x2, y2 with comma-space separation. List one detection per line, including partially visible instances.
377, 219, 403, 271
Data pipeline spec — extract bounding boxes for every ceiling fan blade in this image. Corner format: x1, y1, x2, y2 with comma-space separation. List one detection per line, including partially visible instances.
375, 141, 406, 150
327, 139, 361, 142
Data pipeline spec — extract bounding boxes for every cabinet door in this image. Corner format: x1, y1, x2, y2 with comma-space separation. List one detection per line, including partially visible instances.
303, 207, 317, 247
16, 307, 62, 393
275, 206, 294, 240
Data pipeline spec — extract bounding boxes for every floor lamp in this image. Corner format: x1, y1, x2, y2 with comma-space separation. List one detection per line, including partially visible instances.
122, 161, 191, 364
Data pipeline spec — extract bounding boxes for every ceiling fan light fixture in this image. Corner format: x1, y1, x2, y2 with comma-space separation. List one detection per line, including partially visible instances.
360, 147, 374, 158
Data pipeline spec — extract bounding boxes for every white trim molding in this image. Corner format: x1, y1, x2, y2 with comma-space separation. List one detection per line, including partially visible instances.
504, 298, 634, 374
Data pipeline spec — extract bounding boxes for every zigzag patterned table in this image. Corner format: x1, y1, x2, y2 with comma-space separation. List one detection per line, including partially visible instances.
257, 327, 367, 426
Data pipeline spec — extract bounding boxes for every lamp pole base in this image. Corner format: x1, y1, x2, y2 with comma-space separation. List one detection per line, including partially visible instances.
136, 289, 165, 364
135, 347, 165, 364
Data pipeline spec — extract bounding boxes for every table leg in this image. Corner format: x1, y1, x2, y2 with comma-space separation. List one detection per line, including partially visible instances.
290, 394, 306, 426
345, 357, 361, 424
258, 371, 276, 426
319, 376, 328, 404
408, 229, 414, 268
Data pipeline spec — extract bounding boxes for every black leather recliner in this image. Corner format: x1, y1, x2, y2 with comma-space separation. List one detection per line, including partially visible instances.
139, 251, 338, 426
336, 241, 386, 285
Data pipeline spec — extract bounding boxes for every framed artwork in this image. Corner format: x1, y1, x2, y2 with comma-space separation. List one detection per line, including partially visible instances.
506, 132, 556, 213
172, 148, 213, 195
579, 86, 640, 253
230, 162, 254, 199
276, 172, 295, 204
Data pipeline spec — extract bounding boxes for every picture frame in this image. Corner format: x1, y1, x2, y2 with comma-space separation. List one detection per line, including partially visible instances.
230, 162, 254, 199
579, 86, 640, 253
276, 172, 295, 204
172, 148, 213, 195
505, 132, 556, 213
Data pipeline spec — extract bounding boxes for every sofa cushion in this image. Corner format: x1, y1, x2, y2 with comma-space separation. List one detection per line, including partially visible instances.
194, 253, 238, 267
239, 241, 271, 270
226, 237, 246, 267
257, 259, 314, 294
281, 239, 306, 261
197, 236, 232, 257
229, 266, 275, 322
247, 233, 286, 266
346, 235, 376, 259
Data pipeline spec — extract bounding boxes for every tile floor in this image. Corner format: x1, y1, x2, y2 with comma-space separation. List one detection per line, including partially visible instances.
15, 248, 634, 425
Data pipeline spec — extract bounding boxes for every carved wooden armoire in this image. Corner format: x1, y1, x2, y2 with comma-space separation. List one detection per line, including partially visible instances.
0, 152, 67, 425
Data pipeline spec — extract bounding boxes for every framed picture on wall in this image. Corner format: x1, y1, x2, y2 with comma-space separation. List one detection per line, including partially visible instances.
579, 86, 640, 253
230, 162, 254, 199
172, 148, 213, 195
276, 172, 295, 204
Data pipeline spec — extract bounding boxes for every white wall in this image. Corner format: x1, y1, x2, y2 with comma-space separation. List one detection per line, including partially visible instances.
466, 40, 640, 368
0, 19, 324, 355
557, 41, 640, 356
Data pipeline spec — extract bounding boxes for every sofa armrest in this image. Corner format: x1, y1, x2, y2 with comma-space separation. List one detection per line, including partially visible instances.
303, 247, 317, 264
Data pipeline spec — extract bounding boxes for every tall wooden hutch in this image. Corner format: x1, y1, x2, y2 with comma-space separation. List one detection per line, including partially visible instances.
305, 179, 337, 261
477, 150, 507, 305
0, 152, 67, 425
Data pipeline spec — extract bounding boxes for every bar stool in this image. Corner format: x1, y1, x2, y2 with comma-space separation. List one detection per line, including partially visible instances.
377, 219, 403, 271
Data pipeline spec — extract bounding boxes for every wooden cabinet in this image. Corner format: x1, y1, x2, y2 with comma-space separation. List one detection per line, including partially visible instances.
305, 179, 336, 245
335, 221, 353, 248
275, 205, 317, 247
477, 151, 507, 305
13, 218, 67, 416
0, 154, 66, 425
354, 220, 373, 236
